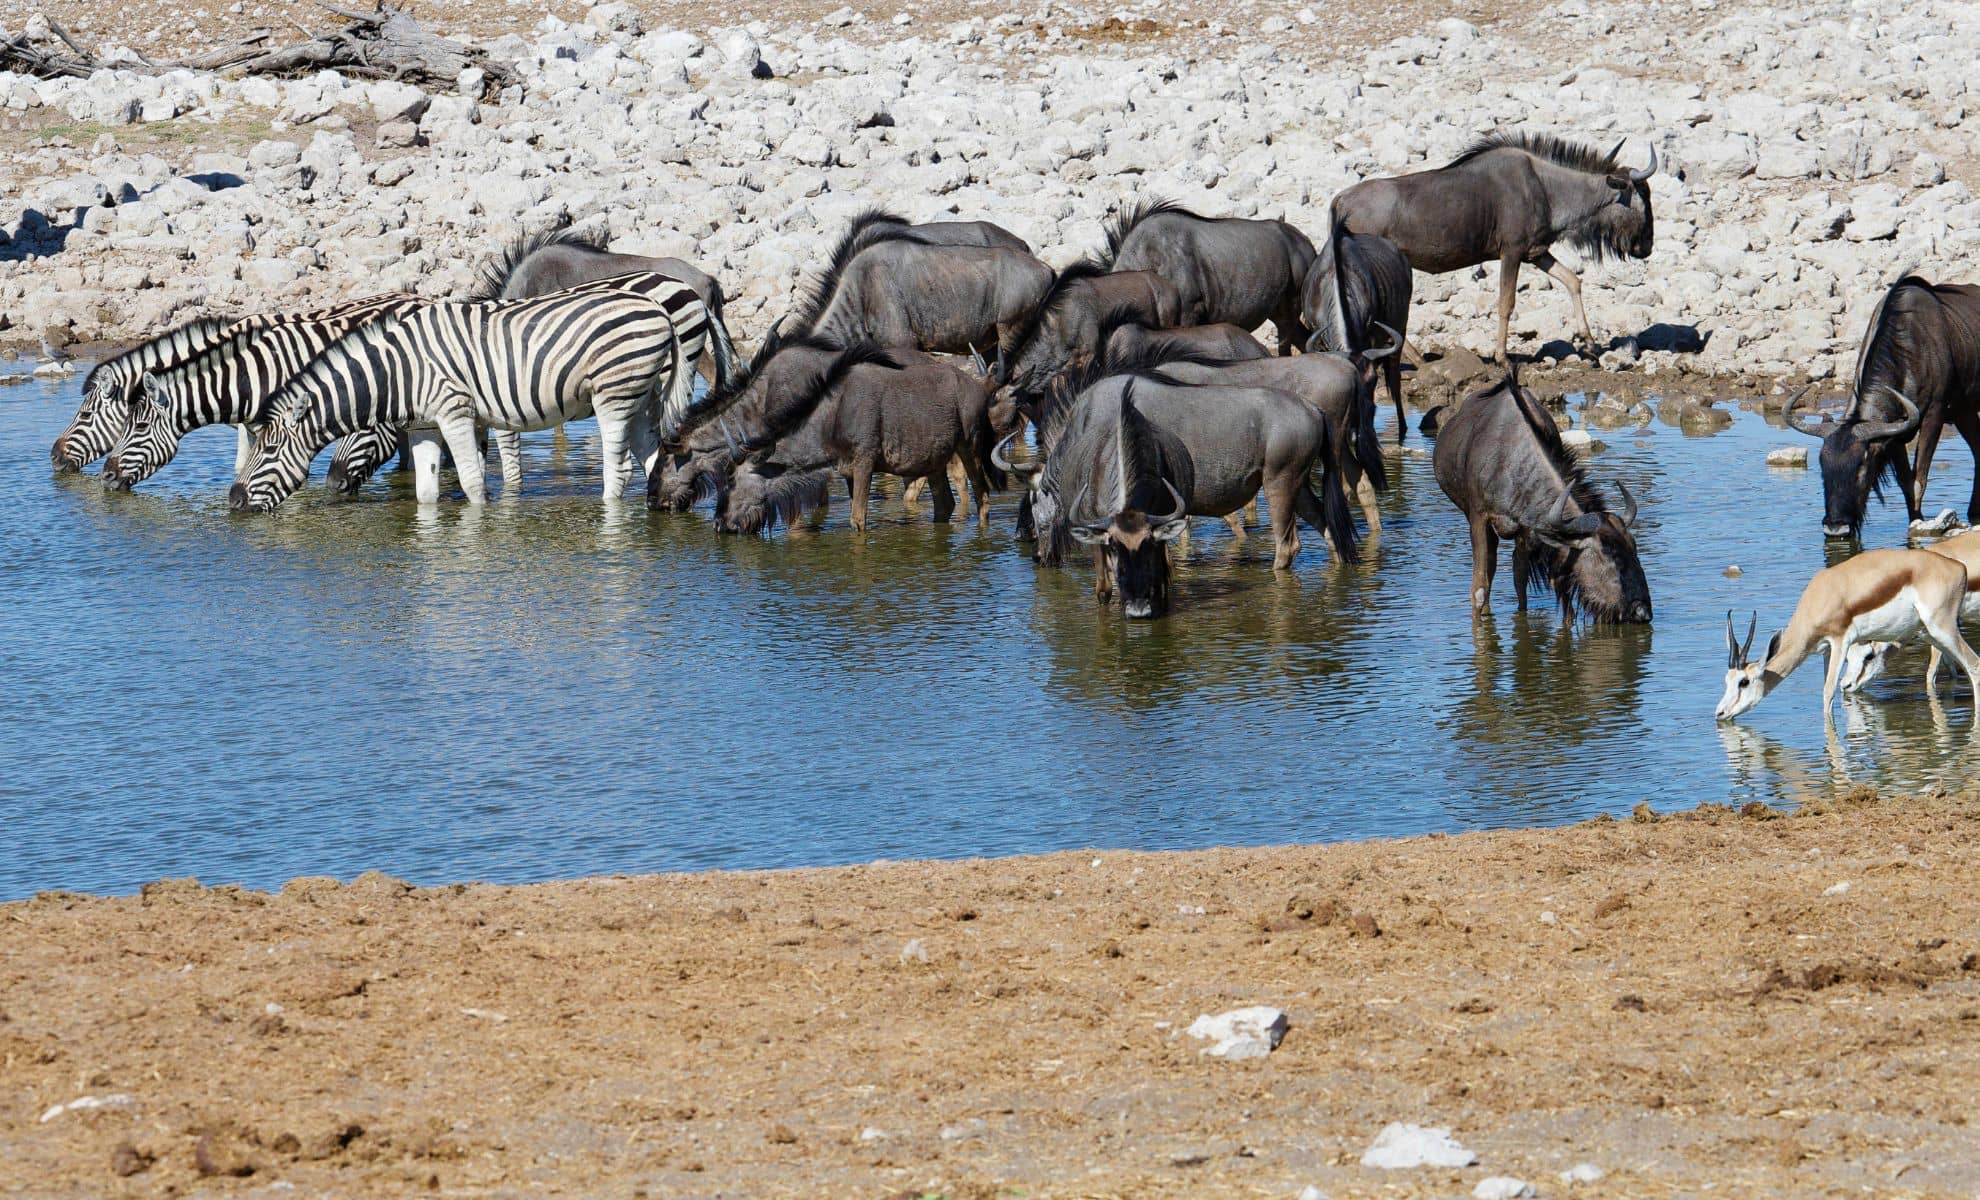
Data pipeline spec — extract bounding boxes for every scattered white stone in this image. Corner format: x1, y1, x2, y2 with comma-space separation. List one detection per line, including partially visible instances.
822, 6, 858, 26
1185, 1006, 1288, 1060
1725, 565, 1743, 578
40, 1094, 134, 1123
1823, 881, 1851, 896
1361, 1123, 1477, 1169
1295, 7, 1317, 23
1539, 910, 1558, 926
1475, 1179, 1536, 1200
460, 1007, 509, 1021
1296, 1188, 1329, 1200
1911, 510, 1965, 536
900, 938, 929, 963
1766, 447, 1808, 467
1560, 1162, 1606, 1184
859, 1126, 888, 1141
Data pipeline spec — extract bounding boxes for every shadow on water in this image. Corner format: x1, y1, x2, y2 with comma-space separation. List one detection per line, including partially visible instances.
3, 369, 1978, 898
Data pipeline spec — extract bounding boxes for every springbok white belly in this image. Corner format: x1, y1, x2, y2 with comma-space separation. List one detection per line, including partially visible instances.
1854, 586, 1923, 642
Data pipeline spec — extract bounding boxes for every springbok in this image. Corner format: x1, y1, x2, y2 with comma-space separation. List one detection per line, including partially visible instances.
1717, 548, 1980, 723
1837, 529, 1980, 693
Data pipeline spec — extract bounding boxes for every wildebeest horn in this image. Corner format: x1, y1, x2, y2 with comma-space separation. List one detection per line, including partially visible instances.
1615, 479, 1637, 528
1629, 142, 1658, 182
1305, 329, 1325, 354
992, 430, 1039, 478
1152, 477, 1186, 524
969, 343, 989, 378
1362, 322, 1402, 361
1782, 386, 1830, 438
1857, 385, 1921, 442
994, 344, 1009, 387
1547, 487, 1604, 537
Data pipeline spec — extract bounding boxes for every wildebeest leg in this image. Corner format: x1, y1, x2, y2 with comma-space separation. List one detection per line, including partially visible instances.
958, 452, 993, 528
1356, 475, 1382, 534
1535, 251, 1595, 352
947, 455, 971, 509
1951, 408, 1980, 524
928, 471, 957, 524
1468, 514, 1498, 611
1272, 304, 1305, 357
1910, 408, 1947, 524
1495, 253, 1521, 365
1385, 358, 1406, 444
1510, 538, 1530, 612
1093, 546, 1112, 601
903, 476, 926, 506
1267, 477, 1302, 569
849, 463, 874, 532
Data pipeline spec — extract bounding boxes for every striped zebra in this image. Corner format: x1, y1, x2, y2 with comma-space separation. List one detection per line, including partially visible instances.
106, 296, 427, 490
51, 294, 416, 474
321, 271, 717, 500
232, 288, 683, 512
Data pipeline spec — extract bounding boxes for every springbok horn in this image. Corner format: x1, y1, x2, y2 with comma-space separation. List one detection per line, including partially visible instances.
1629, 142, 1658, 182
1615, 479, 1638, 528
1725, 610, 1740, 668
1857, 385, 1921, 442
1741, 612, 1758, 666
992, 429, 1040, 478
1781, 386, 1830, 439
1362, 322, 1402, 361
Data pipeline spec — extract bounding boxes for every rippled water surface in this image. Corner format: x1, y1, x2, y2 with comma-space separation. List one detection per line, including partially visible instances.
5, 370, 1976, 899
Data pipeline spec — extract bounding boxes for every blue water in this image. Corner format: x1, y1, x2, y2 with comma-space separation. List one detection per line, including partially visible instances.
3, 371, 1974, 900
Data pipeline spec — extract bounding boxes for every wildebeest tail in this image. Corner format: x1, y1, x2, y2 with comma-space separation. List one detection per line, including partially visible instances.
1352, 395, 1388, 493
970, 396, 1007, 492
1295, 417, 1360, 564
705, 302, 740, 395
1316, 202, 1354, 355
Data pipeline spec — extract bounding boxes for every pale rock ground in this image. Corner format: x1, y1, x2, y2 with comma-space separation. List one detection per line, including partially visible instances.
0, 0, 1973, 386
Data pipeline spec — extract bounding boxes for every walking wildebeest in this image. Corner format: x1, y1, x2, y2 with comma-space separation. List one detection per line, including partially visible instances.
784, 212, 1053, 354
473, 224, 738, 390
715, 347, 1001, 534
992, 261, 1183, 410
1099, 310, 1272, 366
1330, 131, 1657, 363
826, 207, 1034, 261
1305, 228, 1413, 441
1129, 327, 1400, 533
1783, 273, 1980, 539
1002, 370, 1359, 599
1433, 369, 1651, 623
1099, 199, 1316, 354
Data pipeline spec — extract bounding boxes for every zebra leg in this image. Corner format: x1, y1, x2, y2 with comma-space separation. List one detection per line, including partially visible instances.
493, 431, 523, 496
596, 412, 634, 502
409, 429, 445, 504
436, 410, 487, 504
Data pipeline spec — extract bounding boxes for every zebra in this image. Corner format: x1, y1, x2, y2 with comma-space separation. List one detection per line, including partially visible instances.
106, 296, 427, 490
50, 294, 417, 475
320, 271, 719, 501
231, 288, 683, 512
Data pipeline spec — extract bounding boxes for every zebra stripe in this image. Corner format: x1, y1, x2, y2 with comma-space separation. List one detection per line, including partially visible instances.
236, 289, 681, 511
107, 296, 426, 489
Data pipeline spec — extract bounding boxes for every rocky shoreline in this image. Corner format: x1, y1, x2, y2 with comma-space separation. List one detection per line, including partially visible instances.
2, 0, 1972, 387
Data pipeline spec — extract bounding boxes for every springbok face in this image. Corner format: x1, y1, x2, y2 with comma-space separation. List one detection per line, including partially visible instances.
1069, 481, 1188, 619
1839, 640, 1896, 692
1716, 611, 1780, 721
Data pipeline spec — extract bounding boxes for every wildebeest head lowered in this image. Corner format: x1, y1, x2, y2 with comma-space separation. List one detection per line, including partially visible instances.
1069, 478, 1189, 619
1786, 384, 1920, 540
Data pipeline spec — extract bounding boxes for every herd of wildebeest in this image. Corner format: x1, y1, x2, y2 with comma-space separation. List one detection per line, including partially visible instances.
44, 130, 1980, 722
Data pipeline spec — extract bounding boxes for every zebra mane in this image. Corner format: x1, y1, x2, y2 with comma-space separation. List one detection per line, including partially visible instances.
259, 317, 398, 432
1098, 197, 1205, 269
469, 222, 610, 301
1446, 130, 1623, 174
84, 315, 235, 396
998, 259, 1108, 367
782, 209, 924, 335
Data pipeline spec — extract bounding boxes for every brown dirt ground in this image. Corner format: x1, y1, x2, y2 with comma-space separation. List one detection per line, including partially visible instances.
6, 788, 1980, 1198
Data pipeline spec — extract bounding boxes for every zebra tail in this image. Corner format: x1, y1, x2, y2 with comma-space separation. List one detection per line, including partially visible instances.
707, 310, 739, 395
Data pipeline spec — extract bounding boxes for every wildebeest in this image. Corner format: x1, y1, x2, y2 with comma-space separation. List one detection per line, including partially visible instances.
1783, 273, 1980, 539
1305, 229, 1413, 441
1003, 372, 1358, 617
1330, 131, 1657, 363
1099, 199, 1316, 353
786, 213, 1053, 354
992, 261, 1183, 410
1433, 369, 1651, 623
716, 347, 1001, 534
826, 207, 1033, 259
1128, 328, 1399, 533
473, 224, 737, 389
1099, 311, 1271, 367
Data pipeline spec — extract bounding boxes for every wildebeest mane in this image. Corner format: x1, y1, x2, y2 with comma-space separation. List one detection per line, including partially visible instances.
782, 208, 928, 335
1847, 271, 1938, 498
469, 222, 609, 301
1097, 197, 1206, 269
1446, 130, 1622, 175
1487, 374, 1608, 605
735, 463, 837, 535
672, 324, 800, 442
998, 259, 1108, 366
740, 340, 901, 455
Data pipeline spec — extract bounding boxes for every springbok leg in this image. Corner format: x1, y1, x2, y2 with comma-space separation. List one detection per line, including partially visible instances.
1919, 600, 1980, 720
1821, 634, 1851, 721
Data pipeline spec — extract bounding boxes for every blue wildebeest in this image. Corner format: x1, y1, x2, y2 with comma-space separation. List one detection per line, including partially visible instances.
472, 224, 738, 390
1126, 326, 1400, 533
1099, 310, 1272, 366
1002, 373, 1359, 616
1098, 198, 1316, 354
1330, 132, 1657, 364
786, 213, 1053, 354
715, 346, 1002, 534
824, 207, 1033, 261
1305, 229, 1413, 441
1782, 273, 1980, 539
1432, 369, 1650, 623
992, 261, 1183, 412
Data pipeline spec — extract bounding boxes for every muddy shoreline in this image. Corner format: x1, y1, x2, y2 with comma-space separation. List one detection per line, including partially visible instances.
7, 789, 1979, 1198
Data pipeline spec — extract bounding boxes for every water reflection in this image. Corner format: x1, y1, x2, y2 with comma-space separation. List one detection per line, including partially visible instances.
3, 373, 1979, 898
